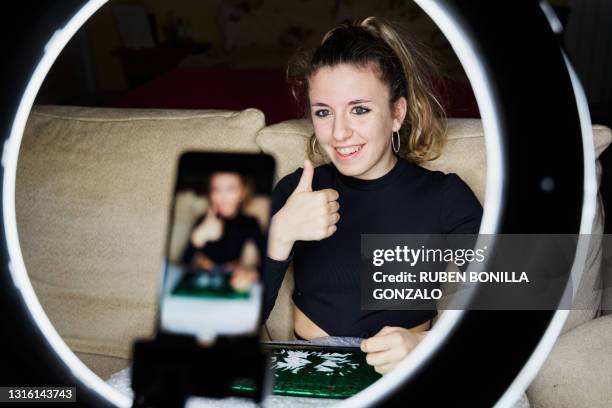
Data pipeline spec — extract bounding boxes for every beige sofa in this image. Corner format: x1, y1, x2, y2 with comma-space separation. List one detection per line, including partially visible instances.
16, 105, 612, 406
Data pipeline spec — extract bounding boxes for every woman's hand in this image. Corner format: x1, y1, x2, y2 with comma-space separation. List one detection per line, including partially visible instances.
230, 265, 259, 292
360, 326, 428, 375
193, 253, 215, 270
268, 160, 340, 261
191, 205, 224, 247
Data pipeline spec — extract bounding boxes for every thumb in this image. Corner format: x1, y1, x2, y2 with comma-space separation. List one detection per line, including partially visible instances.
294, 160, 314, 193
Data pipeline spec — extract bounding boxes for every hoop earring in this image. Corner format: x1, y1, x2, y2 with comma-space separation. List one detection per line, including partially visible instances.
311, 137, 318, 156
392, 130, 400, 153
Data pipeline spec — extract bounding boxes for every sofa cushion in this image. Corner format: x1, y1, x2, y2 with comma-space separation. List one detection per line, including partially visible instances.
16, 105, 265, 359
256, 118, 612, 338
74, 351, 130, 381
527, 314, 612, 408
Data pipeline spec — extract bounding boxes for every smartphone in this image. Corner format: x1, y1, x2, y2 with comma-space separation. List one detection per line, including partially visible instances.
157, 152, 275, 342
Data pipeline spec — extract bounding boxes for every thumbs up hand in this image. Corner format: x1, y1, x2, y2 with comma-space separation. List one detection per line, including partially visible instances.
191, 204, 224, 247
268, 160, 340, 261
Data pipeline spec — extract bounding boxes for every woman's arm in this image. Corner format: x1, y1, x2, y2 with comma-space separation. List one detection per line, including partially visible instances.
262, 160, 340, 321
262, 167, 302, 320
362, 175, 482, 375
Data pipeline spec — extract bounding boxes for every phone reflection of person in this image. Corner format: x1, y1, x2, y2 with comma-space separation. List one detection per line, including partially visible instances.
181, 172, 265, 292
263, 17, 483, 375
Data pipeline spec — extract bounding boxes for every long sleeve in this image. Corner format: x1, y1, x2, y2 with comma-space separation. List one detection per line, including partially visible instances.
440, 174, 483, 273
261, 168, 302, 322
440, 173, 483, 234
254, 224, 266, 263
181, 214, 206, 266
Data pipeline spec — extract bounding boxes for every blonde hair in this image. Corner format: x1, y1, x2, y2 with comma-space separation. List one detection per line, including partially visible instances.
287, 16, 447, 165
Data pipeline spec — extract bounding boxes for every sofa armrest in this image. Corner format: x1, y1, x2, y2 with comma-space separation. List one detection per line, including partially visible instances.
527, 314, 612, 408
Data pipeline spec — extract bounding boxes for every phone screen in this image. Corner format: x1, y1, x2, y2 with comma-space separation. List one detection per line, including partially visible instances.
158, 152, 275, 342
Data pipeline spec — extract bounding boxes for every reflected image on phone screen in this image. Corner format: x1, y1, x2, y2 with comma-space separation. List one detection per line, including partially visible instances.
158, 152, 274, 341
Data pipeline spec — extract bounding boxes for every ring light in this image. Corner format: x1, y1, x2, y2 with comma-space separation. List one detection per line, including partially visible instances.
0, 1, 594, 406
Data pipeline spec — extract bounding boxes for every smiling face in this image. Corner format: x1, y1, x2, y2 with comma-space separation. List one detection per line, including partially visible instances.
308, 63, 407, 179
208, 172, 245, 218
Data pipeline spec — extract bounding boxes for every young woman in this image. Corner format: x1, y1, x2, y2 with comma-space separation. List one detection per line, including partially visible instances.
263, 17, 482, 374
182, 172, 263, 291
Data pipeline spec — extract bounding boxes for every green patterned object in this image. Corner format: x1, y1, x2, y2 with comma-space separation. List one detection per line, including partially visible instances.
232, 343, 382, 399
171, 272, 249, 299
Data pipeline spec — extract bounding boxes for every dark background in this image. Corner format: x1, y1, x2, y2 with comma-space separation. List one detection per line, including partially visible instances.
17, 0, 612, 233
31, 0, 483, 124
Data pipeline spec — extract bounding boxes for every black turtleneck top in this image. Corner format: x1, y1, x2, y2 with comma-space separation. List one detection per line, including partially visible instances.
181, 212, 265, 267
262, 158, 482, 338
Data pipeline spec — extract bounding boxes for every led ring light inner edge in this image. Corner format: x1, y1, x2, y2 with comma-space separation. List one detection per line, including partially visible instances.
5, 1, 590, 407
